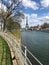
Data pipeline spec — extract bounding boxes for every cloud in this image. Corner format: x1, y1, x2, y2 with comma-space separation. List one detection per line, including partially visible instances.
30, 14, 37, 18
0, 3, 1, 8
0, 3, 7, 12
22, 0, 39, 10
0, 3, 1, 12
9, 0, 12, 5
21, 13, 38, 27
38, 15, 49, 23
41, 0, 49, 7
21, 13, 49, 28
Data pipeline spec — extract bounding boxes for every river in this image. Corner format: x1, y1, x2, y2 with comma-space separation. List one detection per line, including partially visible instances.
21, 31, 49, 65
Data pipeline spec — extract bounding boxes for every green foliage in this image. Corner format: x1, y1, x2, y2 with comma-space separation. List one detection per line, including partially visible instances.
6, 18, 20, 30
41, 23, 49, 29
6, 18, 20, 39
11, 29, 20, 40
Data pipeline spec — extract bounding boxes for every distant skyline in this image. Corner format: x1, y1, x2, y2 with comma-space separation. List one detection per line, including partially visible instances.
21, 0, 49, 28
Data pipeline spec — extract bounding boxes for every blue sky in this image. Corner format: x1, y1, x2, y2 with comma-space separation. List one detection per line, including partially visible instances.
0, 0, 49, 28
21, 0, 49, 28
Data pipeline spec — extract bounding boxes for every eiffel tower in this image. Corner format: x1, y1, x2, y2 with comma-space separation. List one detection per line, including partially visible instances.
26, 16, 29, 30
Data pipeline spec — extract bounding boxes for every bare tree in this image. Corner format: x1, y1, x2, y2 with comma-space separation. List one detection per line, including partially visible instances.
0, 0, 24, 31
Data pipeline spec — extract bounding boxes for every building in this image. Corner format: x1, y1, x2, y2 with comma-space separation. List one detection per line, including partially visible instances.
25, 16, 29, 30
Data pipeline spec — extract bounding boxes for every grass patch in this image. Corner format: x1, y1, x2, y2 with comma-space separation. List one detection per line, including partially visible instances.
11, 29, 20, 40
0, 36, 13, 65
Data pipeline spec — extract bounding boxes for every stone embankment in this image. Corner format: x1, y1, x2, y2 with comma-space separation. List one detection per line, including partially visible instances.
0, 32, 28, 65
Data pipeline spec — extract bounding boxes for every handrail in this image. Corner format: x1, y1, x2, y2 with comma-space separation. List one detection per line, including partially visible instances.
21, 48, 32, 65
22, 44, 43, 65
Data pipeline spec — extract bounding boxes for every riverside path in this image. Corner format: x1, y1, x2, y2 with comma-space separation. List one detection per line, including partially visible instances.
0, 31, 29, 65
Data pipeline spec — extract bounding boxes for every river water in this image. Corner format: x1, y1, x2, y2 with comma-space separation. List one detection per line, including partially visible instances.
21, 31, 49, 65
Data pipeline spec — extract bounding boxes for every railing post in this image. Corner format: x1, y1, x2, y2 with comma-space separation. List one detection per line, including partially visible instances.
24, 46, 27, 65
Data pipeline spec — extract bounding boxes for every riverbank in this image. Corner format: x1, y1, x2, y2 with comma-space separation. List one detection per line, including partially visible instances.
30, 29, 49, 33
40, 30, 49, 33
0, 31, 28, 65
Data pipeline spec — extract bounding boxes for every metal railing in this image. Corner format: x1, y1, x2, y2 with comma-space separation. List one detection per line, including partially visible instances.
21, 44, 43, 65
21, 46, 32, 65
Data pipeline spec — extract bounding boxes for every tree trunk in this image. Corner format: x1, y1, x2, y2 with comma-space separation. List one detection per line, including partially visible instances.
3, 20, 6, 31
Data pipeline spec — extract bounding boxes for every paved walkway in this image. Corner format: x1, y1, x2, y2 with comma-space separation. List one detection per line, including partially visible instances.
0, 32, 28, 65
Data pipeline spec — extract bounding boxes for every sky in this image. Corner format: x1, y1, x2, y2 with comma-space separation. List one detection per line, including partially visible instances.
21, 0, 49, 28
0, 0, 49, 28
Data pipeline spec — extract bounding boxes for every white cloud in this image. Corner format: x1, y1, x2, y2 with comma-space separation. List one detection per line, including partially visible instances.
21, 13, 49, 28
22, 0, 39, 10
21, 13, 38, 27
0, 3, 1, 12
41, 0, 49, 7
30, 14, 37, 18
45, 16, 49, 19
24, 13, 37, 18
0, 3, 7, 12
0, 3, 1, 8
36, 15, 49, 25
9, 0, 12, 5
